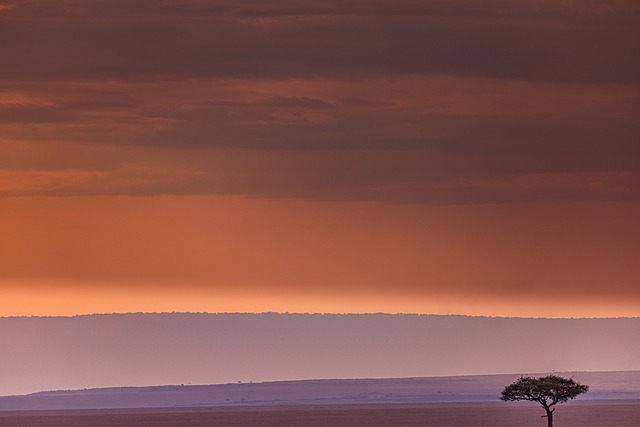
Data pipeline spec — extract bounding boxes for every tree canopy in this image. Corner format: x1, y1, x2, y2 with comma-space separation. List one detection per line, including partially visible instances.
501, 375, 589, 405
501, 375, 589, 427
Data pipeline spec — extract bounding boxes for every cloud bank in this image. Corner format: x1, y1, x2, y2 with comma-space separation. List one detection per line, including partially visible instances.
1, 0, 638, 203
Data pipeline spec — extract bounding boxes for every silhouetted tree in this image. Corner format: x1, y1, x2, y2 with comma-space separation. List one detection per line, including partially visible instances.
501, 375, 588, 427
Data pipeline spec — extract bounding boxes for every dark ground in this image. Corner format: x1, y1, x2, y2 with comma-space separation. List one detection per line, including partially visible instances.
1, 401, 639, 427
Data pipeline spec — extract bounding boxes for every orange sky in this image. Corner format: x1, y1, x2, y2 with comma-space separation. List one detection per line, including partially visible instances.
1, 196, 639, 317
1, 0, 639, 317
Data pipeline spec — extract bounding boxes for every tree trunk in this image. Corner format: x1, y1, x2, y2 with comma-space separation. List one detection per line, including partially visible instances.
545, 408, 553, 427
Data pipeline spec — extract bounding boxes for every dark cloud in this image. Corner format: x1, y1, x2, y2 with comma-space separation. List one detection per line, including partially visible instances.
258, 96, 332, 109
0, 105, 76, 123
1, 1, 638, 204
140, 100, 640, 174
1, 74, 638, 203
1, 0, 638, 83
2, 143, 638, 204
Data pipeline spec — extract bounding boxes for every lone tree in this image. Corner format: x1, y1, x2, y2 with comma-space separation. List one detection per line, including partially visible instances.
501, 375, 588, 427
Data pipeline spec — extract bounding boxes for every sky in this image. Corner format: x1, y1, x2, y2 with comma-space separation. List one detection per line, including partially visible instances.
1, 0, 639, 317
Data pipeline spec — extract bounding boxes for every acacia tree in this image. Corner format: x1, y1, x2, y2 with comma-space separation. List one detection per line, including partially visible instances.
501, 375, 588, 427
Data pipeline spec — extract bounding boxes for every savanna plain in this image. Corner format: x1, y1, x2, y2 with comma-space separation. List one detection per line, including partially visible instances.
2, 401, 639, 427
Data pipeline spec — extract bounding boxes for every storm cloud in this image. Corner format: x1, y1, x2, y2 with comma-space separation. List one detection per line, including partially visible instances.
1, 0, 639, 203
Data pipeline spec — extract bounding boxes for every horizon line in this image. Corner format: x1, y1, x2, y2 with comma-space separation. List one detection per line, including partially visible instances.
2, 311, 640, 320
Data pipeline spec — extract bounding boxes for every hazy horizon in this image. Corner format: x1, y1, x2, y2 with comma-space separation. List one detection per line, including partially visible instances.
2, 313, 639, 396
3, 311, 640, 320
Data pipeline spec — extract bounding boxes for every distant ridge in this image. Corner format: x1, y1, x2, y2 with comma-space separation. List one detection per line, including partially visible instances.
1, 372, 639, 411
4, 312, 640, 320
2, 313, 639, 397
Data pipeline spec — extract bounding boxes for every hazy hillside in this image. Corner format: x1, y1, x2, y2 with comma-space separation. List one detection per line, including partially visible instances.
1, 313, 639, 397
1, 372, 639, 411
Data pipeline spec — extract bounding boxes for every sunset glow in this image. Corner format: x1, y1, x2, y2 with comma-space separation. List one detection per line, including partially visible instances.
2, 196, 639, 317
1, 0, 639, 318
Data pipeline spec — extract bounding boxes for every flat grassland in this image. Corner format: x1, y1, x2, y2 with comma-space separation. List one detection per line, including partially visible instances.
1, 401, 638, 427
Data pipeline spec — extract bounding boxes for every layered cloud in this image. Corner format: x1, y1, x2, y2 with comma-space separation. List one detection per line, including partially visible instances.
2, 0, 639, 83
1, 76, 638, 202
1, 0, 639, 203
